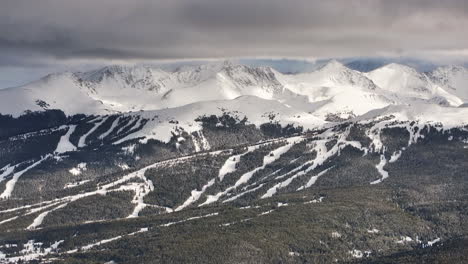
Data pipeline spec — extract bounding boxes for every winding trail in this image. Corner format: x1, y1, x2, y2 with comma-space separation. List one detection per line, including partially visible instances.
0, 155, 51, 199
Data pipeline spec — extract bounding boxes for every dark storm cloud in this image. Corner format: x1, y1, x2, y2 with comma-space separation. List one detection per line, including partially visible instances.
0, 0, 467, 63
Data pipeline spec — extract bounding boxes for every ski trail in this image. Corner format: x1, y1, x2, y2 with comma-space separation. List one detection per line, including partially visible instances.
98, 117, 120, 140
367, 122, 386, 153
218, 145, 260, 181
175, 179, 215, 211
63, 180, 91, 189
0, 216, 19, 225
0, 196, 64, 227
1, 177, 144, 227
0, 200, 60, 214
262, 128, 365, 199
0, 155, 51, 199
126, 117, 143, 132
389, 150, 403, 163
370, 154, 389, 185
0, 143, 281, 218
192, 131, 211, 152
113, 117, 144, 145
198, 131, 211, 150
262, 141, 332, 198
0, 150, 227, 215
223, 168, 283, 202
126, 172, 155, 218
177, 145, 264, 210
160, 212, 218, 227
78, 117, 108, 147
258, 209, 274, 216
1, 162, 157, 221
27, 203, 68, 230
115, 116, 139, 136
223, 184, 265, 203
54, 125, 77, 154
66, 228, 149, 254
0, 164, 18, 183
406, 123, 426, 146
200, 137, 301, 206
297, 167, 334, 191
192, 133, 201, 152
176, 146, 261, 211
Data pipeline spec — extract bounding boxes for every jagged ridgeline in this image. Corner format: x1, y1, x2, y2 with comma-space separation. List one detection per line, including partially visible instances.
0, 104, 467, 263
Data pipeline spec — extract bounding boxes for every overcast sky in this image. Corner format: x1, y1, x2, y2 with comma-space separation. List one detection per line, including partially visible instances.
1, 0, 468, 87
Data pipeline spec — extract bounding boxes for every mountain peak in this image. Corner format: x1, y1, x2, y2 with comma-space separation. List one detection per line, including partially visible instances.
318, 59, 345, 71
221, 59, 236, 68
79, 64, 136, 83
173, 60, 239, 75
41, 71, 75, 81
381, 63, 417, 73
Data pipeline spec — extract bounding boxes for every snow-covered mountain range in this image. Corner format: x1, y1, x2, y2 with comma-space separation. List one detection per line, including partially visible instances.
1, 60, 467, 121
1, 60, 467, 154
1, 60, 468, 263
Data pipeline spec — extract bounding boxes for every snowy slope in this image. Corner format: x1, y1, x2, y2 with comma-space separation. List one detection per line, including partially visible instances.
76, 61, 289, 112
0, 73, 110, 117
114, 95, 325, 143
356, 103, 468, 128
276, 60, 393, 119
0, 62, 293, 117
365, 63, 463, 107
0, 60, 467, 123
148, 63, 289, 110
428, 65, 468, 102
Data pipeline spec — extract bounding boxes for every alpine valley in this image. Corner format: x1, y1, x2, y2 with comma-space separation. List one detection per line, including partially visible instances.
0, 60, 467, 263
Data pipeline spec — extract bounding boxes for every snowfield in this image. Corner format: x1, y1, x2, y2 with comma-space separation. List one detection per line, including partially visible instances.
0, 60, 466, 122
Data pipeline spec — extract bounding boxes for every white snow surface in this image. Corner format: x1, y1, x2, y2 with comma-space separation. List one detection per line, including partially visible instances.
370, 154, 389, 185
389, 150, 402, 163
0, 164, 17, 183
426, 238, 441, 247
349, 249, 364, 258
1, 61, 466, 125
114, 96, 324, 144
54, 125, 77, 153
366, 63, 463, 107
27, 203, 68, 230
396, 236, 413, 244
429, 65, 468, 102
68, 163, 87, 176
74, 227, 149, 252
355, 103, 468, 128
0, 72, 111, 117
304, 197, 324, 204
